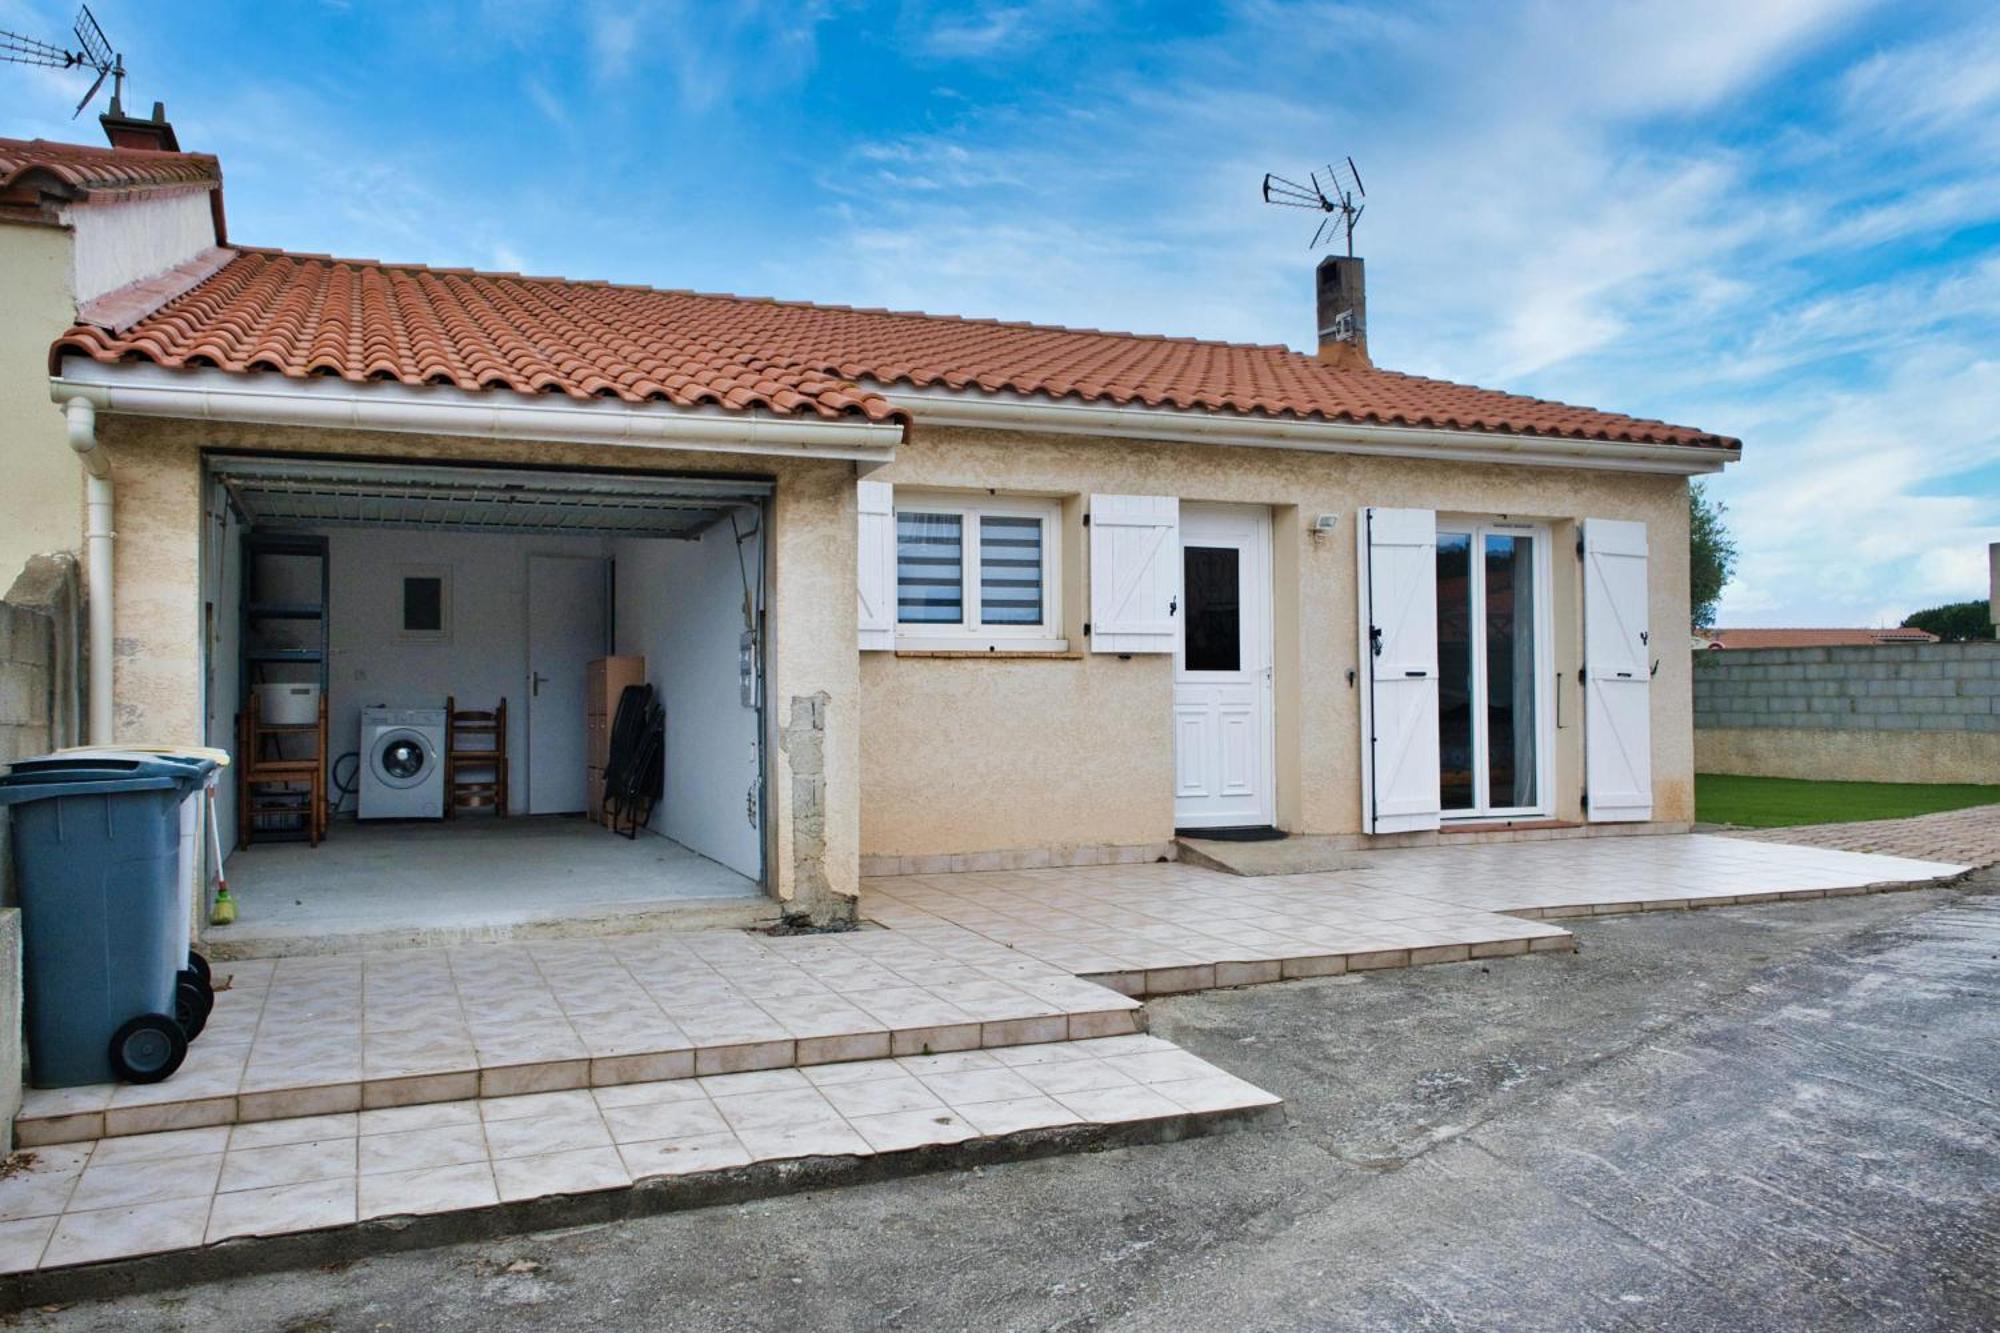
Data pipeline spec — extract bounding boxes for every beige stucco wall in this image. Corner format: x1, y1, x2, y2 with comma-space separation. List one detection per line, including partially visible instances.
93, 416, 863, 920
860, 426, 1695, 858
0, 222, 83, 584
1697, 726, 2000, 786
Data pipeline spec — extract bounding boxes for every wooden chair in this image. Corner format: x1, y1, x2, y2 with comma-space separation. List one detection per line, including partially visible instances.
237, 690, 326, 847
445, 696, 508, 818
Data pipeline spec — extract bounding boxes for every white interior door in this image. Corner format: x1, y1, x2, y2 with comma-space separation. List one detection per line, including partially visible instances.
527, 554, 607, 814
1173, 504, 1274, 831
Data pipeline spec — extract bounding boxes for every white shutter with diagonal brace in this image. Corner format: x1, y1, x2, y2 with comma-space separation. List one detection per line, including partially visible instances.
857, 479, 895, 651
1358, 507, 1442, 834
1582, 518, 1652, 821
1089, 494, 1179, 653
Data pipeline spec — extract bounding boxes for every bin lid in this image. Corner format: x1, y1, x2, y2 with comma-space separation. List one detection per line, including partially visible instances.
0, 757, 188, 806
43, 747, 223, 782
55, 745, 230, 769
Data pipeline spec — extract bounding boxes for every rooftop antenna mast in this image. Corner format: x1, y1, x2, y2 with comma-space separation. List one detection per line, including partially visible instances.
0, 5, 125, 118
1261, 157, 1366, 255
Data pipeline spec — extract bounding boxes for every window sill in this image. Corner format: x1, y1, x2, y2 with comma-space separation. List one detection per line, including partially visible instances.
893, 637, 1074, 658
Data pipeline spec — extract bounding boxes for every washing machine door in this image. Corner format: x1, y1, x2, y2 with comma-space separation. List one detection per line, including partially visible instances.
370, 728, 437, 788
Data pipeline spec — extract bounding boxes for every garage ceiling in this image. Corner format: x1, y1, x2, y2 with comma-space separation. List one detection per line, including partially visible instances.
209, 458, 771, 539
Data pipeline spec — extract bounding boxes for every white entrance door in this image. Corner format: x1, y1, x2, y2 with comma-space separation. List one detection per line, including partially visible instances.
1173, 504, 1274, 831
527, 554, 607, 814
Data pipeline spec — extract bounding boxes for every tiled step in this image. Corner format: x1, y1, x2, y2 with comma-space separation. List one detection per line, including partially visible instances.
863, 836, 1966, 995
16, 929, 1142, 1147
0, 1036, 1279, 1284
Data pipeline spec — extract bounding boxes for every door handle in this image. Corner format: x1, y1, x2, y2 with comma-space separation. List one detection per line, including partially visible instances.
531, 671, 549, 697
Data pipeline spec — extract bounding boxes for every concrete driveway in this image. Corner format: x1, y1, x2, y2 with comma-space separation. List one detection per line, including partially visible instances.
23, 869, 1998, 1331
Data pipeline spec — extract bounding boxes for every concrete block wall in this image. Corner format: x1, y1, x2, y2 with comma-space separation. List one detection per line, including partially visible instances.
1694, 642, 2000, 783
0, 555, 81, 1148
0, 603, 57, 912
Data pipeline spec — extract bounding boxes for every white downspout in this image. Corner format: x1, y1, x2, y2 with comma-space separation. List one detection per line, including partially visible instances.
65, 396, 114, 743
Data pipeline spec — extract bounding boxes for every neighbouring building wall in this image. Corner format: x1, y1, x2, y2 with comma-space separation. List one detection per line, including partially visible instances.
98, 417, 860, 923
0, 554, 81, 1151
860, 425, 1694, 860
612, 512, 765, 881
1695, 642, 2000, 784
60, 189, 217, 304
0, 222, 82, 584
0, 556, 84, 905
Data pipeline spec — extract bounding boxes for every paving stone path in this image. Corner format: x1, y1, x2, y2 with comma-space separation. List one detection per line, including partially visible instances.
1726, 803, 2000, 867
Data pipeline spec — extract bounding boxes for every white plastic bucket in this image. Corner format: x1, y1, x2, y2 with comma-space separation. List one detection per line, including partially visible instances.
257, 682, 320, 726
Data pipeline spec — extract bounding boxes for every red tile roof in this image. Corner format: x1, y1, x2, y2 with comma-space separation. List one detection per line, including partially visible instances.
51, 247, 1737, 448
1706, 627, 1939, 649
0, 136, 221, 199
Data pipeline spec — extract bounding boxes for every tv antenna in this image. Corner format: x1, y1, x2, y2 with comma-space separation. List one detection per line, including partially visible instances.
1262, 157, 1366, 255
0, 5, 125, 119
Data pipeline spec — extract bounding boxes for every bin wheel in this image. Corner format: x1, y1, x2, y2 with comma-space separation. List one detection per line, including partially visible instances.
174, 974, 213, 1040
109, 1014, 187, 1084
186, 951, 212, 987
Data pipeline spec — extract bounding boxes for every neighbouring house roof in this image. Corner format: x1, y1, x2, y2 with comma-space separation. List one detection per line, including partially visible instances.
0, 136, 220, 201
1706, 627, 1940, 649
49, 246, 1739, 448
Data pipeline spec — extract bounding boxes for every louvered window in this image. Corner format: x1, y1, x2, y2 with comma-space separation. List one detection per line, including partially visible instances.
893, 494, 1061, 646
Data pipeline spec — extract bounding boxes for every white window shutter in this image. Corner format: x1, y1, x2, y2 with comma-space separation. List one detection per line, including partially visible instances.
1583, 518, 1652, 822
1358, 507, 1441, 834
1089, 494, 1179, 653
857, 479, 895, 651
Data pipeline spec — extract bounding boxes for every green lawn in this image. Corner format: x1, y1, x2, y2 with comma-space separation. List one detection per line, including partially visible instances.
1695, 773, 2000, 828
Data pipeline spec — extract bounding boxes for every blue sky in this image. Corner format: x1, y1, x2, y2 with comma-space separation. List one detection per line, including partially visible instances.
4, 0, 1996, 626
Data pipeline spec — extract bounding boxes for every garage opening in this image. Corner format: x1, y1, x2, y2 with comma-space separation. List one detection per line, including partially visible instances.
198, 454, 774, 954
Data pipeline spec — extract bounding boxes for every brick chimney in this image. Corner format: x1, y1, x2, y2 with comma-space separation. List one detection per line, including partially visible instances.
99, 96, 181, 152
1316, 254, 1368, 369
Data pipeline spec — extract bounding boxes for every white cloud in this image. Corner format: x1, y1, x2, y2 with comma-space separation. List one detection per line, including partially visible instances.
786, 0, 1997, 623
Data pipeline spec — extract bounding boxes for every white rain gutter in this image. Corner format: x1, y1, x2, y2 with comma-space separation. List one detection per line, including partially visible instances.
49, 361, 903, 465
877, 385, 1738, 476
63, 396, 115, 743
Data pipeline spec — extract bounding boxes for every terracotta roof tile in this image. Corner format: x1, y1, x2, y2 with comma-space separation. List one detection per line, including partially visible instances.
50, 248, 1736, 448
0, 136, 220, 198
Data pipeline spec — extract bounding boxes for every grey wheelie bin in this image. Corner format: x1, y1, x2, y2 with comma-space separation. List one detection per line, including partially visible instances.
0, 755, 207, 1087
23, 747, 224, 1038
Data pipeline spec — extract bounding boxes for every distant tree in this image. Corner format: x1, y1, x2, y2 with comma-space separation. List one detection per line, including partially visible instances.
1689, 481, 1737, 630
1902, 600, 1996, 642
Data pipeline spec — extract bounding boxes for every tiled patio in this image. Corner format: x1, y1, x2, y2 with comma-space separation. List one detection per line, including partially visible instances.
861, 834, 1967, 995
0, 1036, 1276, 1275
0, 830, 1970, 1282
18, 833, 1966, 1149
16, 928, 1139, 1147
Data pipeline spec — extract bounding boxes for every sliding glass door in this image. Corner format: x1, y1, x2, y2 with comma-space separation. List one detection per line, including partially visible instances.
1436, 520, 1551, 818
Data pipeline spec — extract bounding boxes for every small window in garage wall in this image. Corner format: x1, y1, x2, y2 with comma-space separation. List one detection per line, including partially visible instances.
399, 565, 450, 642
893, 493, 1062, 648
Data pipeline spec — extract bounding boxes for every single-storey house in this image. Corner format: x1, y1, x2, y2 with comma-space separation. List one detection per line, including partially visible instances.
9, 132, 1740, 940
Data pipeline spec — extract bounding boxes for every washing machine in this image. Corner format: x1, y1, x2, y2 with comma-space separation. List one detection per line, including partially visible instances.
359, 707, 446, 819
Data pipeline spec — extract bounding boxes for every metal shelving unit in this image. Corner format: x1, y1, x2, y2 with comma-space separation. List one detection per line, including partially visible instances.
239, 532, 328, 841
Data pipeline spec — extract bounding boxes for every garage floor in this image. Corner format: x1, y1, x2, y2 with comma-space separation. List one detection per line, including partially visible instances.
207, 818, 768, 956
